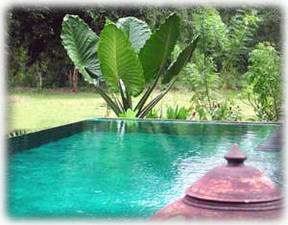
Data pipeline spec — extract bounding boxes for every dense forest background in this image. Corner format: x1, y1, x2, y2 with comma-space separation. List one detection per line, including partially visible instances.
7, 6, 282, 127
7, 6, 281, 89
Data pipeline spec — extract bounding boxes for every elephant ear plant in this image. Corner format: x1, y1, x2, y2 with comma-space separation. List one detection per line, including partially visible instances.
61, 13, 199, 118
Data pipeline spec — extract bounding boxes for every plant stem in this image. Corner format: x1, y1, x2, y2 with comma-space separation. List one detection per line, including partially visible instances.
134, 70, 162, 116
94, 85, 121, 116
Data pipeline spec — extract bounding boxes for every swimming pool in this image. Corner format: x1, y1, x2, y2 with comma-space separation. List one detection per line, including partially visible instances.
7, 119, 282, 218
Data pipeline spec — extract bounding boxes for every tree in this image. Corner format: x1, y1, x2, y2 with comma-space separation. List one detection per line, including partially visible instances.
244, 42, 281, 121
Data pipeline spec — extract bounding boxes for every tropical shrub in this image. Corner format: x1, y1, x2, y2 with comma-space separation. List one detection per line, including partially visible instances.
183, 50, 221, 92
244, 42, 281, 121
191, 7, 226, 102
192, 7, 228, 53
190, 94, 242, 121
221, 9, 262, 89
119, 109, 137, 119
8, 129, 29, 137
166, 105, 191, 120
209, 100, 242, 121
146, 108, 161, 119
61, 13, 199, 118
184, 7, 262, 90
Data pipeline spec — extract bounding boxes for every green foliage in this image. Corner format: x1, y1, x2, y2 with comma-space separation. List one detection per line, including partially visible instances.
162, 37, 199, 84
98, 24, 145, 96
189, 7, 226, 110
116, 16, 152, 53
8, 47, 31, 87
139, 14, 180, 83
8, 7, 281, 123
171, 7, 266, 122
221, 9, 262, 89
166, 105, 191, 120
209, 100, 242, 121
8, 7, 280, 92
8, 46, 51, 89
7, 8, 77, 89
193, 7, 228, 52
8, 129, 29, 138
61, 13, 198, 118
255, 8, 281, 51
135, 14, 198, 117
190, 94, 242, 121
61, 15, 101, 84
244, 42, 281, 121
186, 7, 263, 90
146, 108, 161, 119
227, 9, 262, 55
119, 109, 137, 118
183, 49, 220, 92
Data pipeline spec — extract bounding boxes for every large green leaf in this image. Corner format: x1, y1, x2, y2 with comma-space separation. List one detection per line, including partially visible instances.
116, 17, 151, 53
139, 13, 180, 82
61, 14, 101, 84
98, 24, 145, 97
162, 36, 200, 84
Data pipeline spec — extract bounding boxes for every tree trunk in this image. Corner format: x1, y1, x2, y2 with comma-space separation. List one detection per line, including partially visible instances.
38, 72, 43, 90
68, 69, 79, 93
72, 69, 79, 93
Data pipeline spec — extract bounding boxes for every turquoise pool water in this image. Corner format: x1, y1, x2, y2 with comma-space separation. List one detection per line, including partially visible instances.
7, 119, 282, 218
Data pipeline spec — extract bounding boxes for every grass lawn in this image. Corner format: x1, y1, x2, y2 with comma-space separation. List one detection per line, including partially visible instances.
8, 88, 255, 133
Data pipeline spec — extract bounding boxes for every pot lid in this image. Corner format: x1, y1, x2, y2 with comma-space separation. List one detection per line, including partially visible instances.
185, 144, 282, 203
